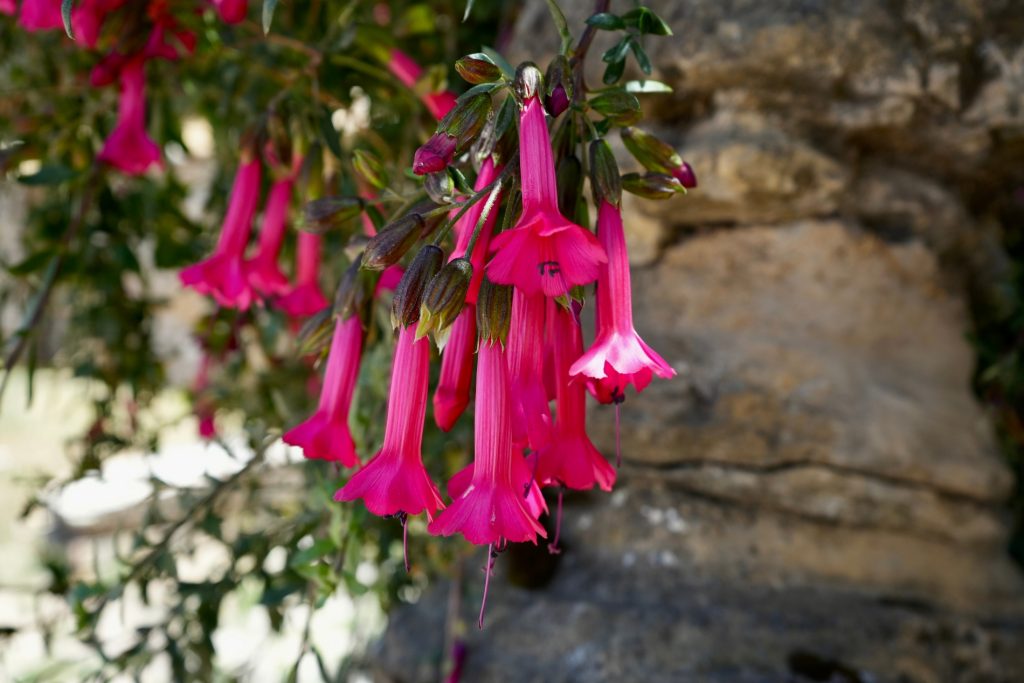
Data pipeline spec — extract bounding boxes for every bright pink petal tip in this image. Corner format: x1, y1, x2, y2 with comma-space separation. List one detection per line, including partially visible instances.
283, 411, 358, 467
179, 253, 255, 310
276, 282, 328, 317
98, 59, 161, 175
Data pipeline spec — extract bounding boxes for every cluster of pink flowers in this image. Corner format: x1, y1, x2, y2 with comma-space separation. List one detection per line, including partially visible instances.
280, 63, 685, 626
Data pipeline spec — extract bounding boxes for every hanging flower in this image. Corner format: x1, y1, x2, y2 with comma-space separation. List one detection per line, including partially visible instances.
284, 315, 363, 467
428, 339, 546, 545
570, 200, 674, 400
213, 0, 247, 24
387, 48, 458, 120
17, 0, 63, 31
335, 326, 444, 519
487, 87, 605, 297
179, 155, 262, 309
97, 57, 162, 175
276, 232, 329, 317
246, 177, 295, 297
506, 290, 551, 450
536, 300, 616, 492
432, 158, 503, 430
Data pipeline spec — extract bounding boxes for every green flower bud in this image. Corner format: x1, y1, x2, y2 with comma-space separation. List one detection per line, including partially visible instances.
391, 245, 444, 329
302, 196, 365, 232
439, 92, 492, 149
544, 55, 573, 116
621, 127, 683, 175
476, 277, 512, 345
621, 172, 685, 199
589, 139, 621, 205
588, 90, 641, 125
513, 62, 543, 101
455, 53, 503, 85
361, 204, 445, 270
416, 258, 473, 347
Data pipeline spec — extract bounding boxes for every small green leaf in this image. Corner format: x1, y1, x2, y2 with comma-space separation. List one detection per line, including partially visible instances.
61, 0, 74, 39
456, 81, 500, 102
262, 0, 279, 34
17, 164, 76, 186
482, 46, 515, 80
463, 0, 475, 21
630, 40, 653, 75
602, 38, 631, 64
586, 12, 625, 31
621, 7, 673, 36
603, 58, 626, 85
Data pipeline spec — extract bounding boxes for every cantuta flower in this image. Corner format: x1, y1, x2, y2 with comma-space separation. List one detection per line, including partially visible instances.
179, 156, 261, 309
17, 0, 63, 30
283, 315, 363, 467
432, 158, 503, 430
97, 57, 162, 175
335, 326, 444, 519
246, 177, 295, 297
570, 200, 675, 400
387, 48, 457, 120
428, 339, 546, 545
536, 300, 616, 492
487, 95, 606, 297
506, 290, 551, 450
276, 232, 329, 317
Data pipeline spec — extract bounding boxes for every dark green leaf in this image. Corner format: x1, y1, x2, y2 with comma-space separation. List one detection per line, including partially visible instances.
543, 0, 572, 53
621, 7, 673, 36
482, 46, 515, 80
602, 38, 631, 64
602, 59, 626, 85
17, 164, 76, 186
586, 13, 625, 31
630, 40, 653, 75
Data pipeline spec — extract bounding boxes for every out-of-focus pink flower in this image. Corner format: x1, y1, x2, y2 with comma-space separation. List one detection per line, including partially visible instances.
246, 177, 294, 297
72, 0, 126, 48
17, 0, 63, 31
179, 156, 262, 309
571, 200, 674, 401
428, 340, 546, 545
97, 57, 162, 175
487, 96, 605, 297
213, 0, 247, 24
276, 232, 329, 317
536, 300, 616, 491
335, 326, 444, 519
283, 315, 364, 466
0, 0, 16, 17
387, 48, 457, 120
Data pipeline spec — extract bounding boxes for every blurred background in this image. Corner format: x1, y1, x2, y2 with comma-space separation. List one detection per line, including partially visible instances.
3, 1, 1024, 681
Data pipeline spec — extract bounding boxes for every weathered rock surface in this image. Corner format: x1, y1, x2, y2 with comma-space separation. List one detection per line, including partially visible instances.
369, 1, 1024, 681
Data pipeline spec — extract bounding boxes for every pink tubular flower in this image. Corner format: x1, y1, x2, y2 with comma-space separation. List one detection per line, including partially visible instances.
0, 0, 15, 16
570, 200, 675, 400
536, 300, 616, 491
276, 232, 329, 317
487, 96, 606, 297
432, 159, 503, 430
335, 326, 444, 519
73, 0, 126, 48
506, 290, 551, 450
283, 315, 363, 466
387, 48, 457, 120
246, 177, 294, 297
432, 305, 474, 432
213, 0, 247, 24
179, 156, 261, 309
97, 57, 161, 175
17, 0, 62, 31
428, 340, 546, 545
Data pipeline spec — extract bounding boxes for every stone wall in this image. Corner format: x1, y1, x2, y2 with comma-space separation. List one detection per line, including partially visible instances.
371, 2, 1024, 680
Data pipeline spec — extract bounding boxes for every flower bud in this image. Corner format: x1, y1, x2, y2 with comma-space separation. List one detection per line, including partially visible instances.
439, 92, 492, 147
296, 306, 335, 357
416, 258, 472, 346
413, 133, 458, 175
472, 95, 518, 167
303, 196, 365, 232
673, 161, 698, 189
362, 214, 423, 270
621, 127, 696, 189
455, 53, 502, 85
424, 170, 456, 205
621, 172, 685, 199
392, 245, 444, 329
476, 277, 512, 345
544, 55, 573, 117
589, 139, 621, 205
513, 62, 543, 101
333, 255, 369, 320
353, 149, 389, 191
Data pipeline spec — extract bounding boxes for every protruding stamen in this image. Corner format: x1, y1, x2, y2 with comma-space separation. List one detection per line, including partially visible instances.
610, 386, 624, 468
400, 512, 410, 573
478, 544, 498, 629
524, 451, 539, 498
548, 486, 564, 555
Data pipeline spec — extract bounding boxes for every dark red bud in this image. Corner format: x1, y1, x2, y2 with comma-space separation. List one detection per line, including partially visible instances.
413, 133, 457, 175
672, 161, 698, 189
